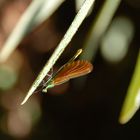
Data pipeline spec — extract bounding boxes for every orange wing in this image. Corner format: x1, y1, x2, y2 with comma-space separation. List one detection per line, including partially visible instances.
52, 60, 93, 86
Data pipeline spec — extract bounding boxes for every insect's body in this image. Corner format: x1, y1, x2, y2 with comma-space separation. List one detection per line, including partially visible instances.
42, 60, 93, 92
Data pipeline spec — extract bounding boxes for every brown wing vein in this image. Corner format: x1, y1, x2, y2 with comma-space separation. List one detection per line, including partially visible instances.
53, 60, 93, 86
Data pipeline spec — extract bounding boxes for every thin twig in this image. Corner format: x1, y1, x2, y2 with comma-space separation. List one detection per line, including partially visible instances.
21, 0, 95, 105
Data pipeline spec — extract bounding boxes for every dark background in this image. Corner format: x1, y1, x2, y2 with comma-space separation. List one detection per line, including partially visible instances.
0, 0, 140, 139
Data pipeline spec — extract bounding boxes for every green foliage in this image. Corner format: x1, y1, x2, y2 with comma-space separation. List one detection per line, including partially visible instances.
119, 51, 140, 124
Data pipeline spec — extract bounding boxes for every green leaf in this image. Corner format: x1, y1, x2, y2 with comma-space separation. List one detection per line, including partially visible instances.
119, 50, 140, 124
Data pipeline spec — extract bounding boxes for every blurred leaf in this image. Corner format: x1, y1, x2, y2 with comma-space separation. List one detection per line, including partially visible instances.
81, 0, 121, 61
119, 50, 140, 124
0, 66, 18, 90
0, 0, 64, 62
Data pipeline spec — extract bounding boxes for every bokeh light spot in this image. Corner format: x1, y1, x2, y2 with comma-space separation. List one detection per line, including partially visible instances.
100, 16, 134, 63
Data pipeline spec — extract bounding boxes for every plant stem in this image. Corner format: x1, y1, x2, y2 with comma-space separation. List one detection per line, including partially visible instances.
21, 0, 95, 105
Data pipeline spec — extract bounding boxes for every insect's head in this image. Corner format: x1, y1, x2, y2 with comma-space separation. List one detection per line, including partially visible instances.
42, 82, 54, 93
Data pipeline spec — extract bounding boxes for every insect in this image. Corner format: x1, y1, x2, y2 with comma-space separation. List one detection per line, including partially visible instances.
21, 49, 93, 105
42, 49, 93, 93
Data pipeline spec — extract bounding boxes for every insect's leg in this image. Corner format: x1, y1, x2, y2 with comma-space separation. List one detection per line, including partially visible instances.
42, 79, 46, 86
42, 67, 54, 87
46, 67, 53, 77
49, 67, 53, 76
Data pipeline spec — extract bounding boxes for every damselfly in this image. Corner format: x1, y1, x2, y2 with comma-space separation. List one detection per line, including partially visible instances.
41, 49, 93, 92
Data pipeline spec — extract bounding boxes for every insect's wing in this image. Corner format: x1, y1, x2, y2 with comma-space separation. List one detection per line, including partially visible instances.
52, 60, 93, 86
